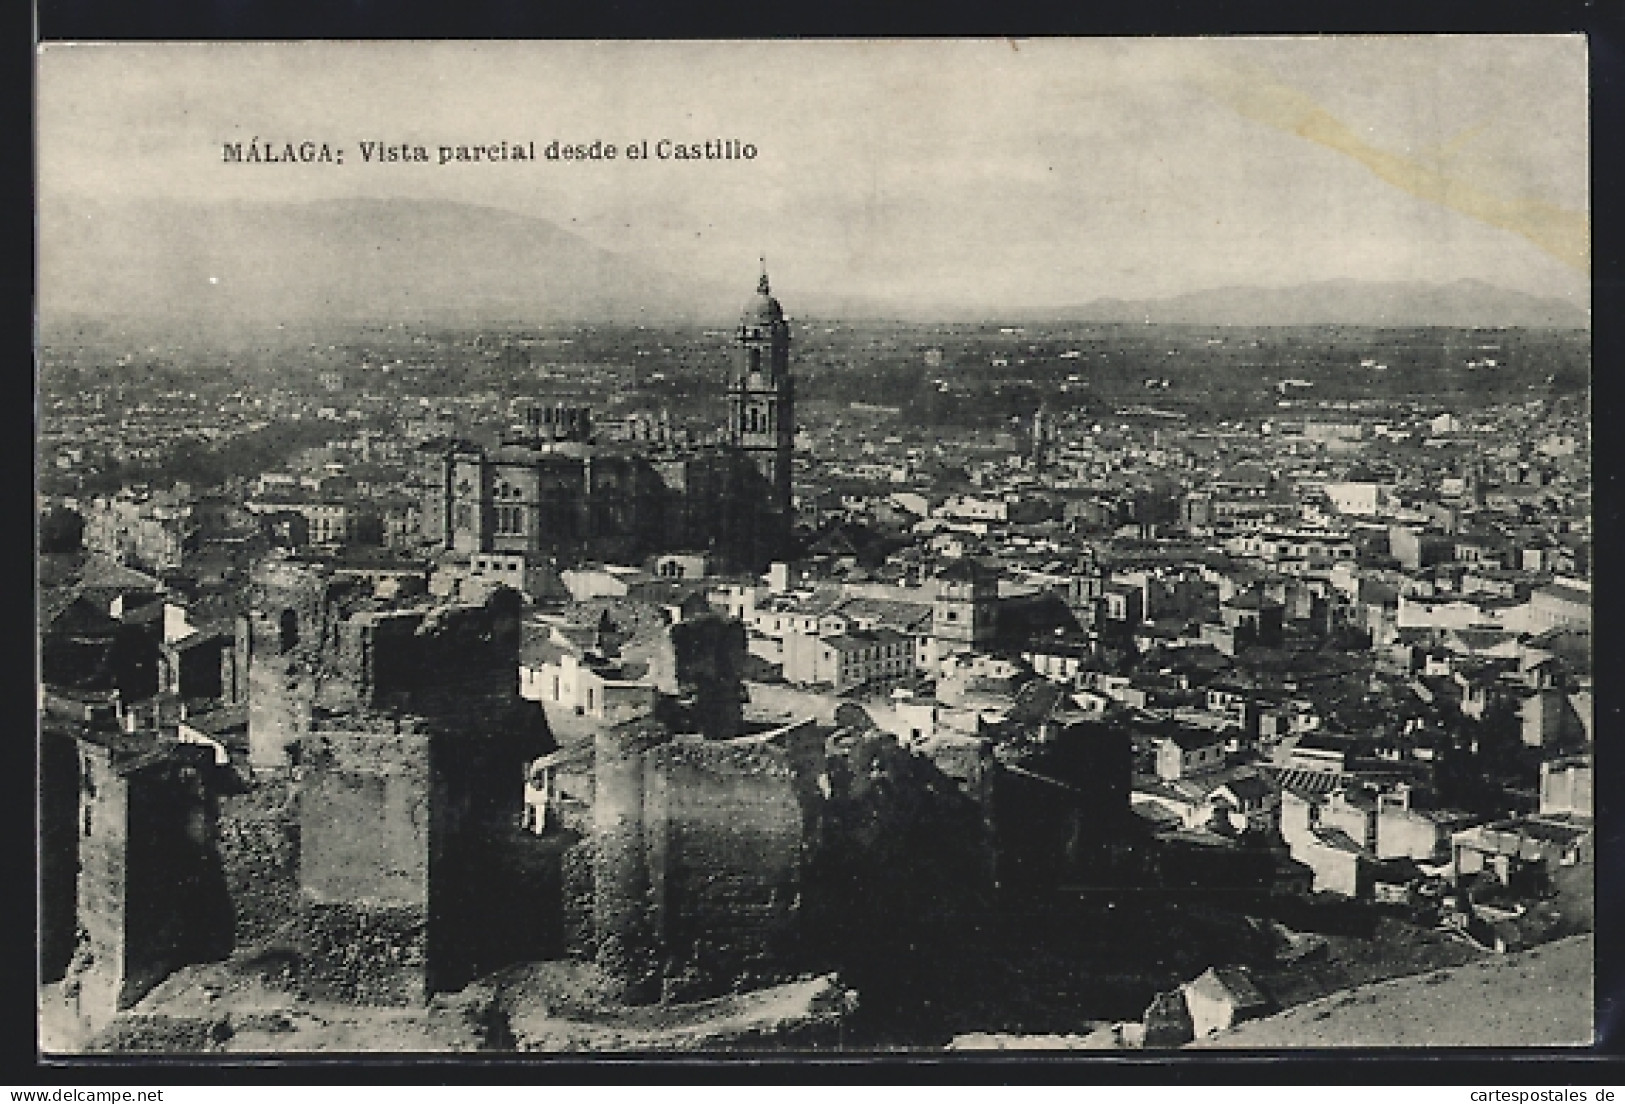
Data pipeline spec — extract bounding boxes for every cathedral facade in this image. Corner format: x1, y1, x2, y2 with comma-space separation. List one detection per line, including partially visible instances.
422, 269, 796, 574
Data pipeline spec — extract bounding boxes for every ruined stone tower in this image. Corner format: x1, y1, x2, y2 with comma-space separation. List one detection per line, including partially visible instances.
66, 736, 233, 1025
244, 556, 556, 1003
590, 724, 807, 1005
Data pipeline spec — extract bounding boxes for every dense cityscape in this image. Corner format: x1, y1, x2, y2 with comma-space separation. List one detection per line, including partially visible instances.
36, 270, 1593, 1051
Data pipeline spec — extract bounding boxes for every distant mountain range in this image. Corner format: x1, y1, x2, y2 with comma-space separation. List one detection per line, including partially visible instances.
1039, 279, 1588, 329
38, 197, 1590, 329
39, 196, 738, 328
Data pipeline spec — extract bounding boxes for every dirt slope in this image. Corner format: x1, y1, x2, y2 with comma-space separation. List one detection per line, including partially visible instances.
1196, 934, 1593, 1048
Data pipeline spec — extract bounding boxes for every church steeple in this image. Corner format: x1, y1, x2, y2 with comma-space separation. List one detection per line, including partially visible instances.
726, 263, 795, 552
735, 258, 790, 382
1032, 402, 1049, 469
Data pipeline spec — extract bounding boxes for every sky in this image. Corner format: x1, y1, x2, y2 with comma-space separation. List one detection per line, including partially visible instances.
37, 38, 1589, 315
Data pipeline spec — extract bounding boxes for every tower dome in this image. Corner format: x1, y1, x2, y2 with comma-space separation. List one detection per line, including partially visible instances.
742, 262, 785, 326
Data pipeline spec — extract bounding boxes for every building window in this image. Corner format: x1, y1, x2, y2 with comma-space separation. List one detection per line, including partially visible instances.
495, 506, 526, 535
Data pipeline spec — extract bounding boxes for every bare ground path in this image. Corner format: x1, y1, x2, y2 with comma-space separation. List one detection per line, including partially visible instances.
1196, 933, 1594, 1048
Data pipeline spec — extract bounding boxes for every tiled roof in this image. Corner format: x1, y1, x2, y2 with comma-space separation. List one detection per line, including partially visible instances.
935, 558, 992, 584
1524, 626, 1590, 650
1133, 778, 1209, 805
1311, 824, 1367, 855
1446, 628, 1516, 652
762, 586, 847, 617
1264, 765, 1344, 796
77, 554, 161, 592
834, 596, 934, 631
39, 552, 87, 588
182, 704, 249, 738
169, 628, 228, 652
1131, 802, 1184, 828
120, 602, 166, 625
1214, 773, 1273, 803
555, 624, 599, 648
823, 628, 910, 653
1537, 582, 1590, 606
521, 635, 575, 667
1159, 727, 1225, 751
39, 589, 101, 630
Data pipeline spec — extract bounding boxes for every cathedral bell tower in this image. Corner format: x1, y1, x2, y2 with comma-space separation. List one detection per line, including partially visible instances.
726, 261, 795, 524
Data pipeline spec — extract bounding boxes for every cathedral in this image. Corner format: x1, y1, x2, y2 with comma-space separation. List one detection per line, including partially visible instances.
422, 267, 796, 573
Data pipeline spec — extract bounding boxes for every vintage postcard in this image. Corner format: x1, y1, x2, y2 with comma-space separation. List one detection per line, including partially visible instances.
35, 38, 1592, 1055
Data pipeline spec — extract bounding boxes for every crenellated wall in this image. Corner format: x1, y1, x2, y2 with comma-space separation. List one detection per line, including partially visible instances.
643, 737, 803, 1003
67, 739, 233, 1029
214, 778, 301, 950
296, 729, 433, 1004
247, 559, 529, 771
591, 723, 667, 1004
590, 724, 805, 1005
243, 558, 340, 771
630, 614, 748, 741
40, 727, 81, 983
